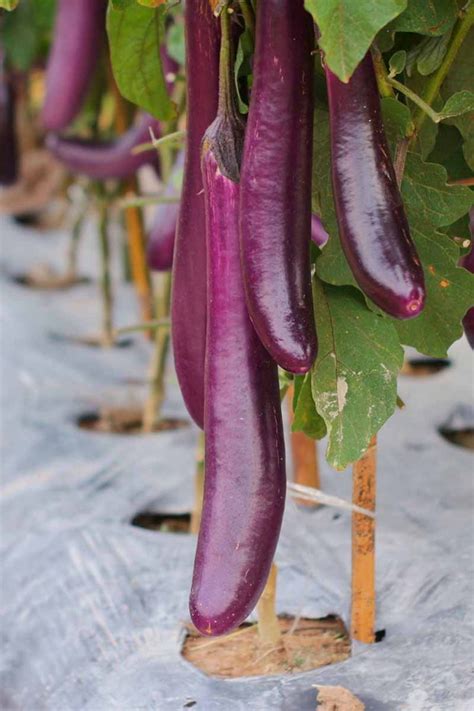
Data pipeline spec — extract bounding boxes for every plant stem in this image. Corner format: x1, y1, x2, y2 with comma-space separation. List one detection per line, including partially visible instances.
286, 384, 320, 507
412, 3, 474, 136
371, 46, 395, 99
240, 0, 255, 39
66, 204, 86, 278
142, 272, 172, 432
351, 436, 377, 644
257, 563, 281, 647
388, 77, 440, 124
190, 432, 205, 534
131, 129, 186, 156
97, 196, 114, 347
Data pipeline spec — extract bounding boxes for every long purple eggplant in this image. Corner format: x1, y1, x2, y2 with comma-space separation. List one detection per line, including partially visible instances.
239, 0, 317, 374
190, 11, 286, 636
45, 113, 161, 180
171, 0, 219, 428
147, 153, 183, 272
0, 54, 18, 186
325, 52, 425, 319
460, 212, 474, 348
311, 214, 329, 248
42, 0, 107, 131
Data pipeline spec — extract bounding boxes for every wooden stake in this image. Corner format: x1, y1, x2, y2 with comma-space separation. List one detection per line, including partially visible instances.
287, 384, 320, 507
257, 563, 281, 647
142, 273, 171, 432
190, 432, 205, 534
351, 436, 377, 643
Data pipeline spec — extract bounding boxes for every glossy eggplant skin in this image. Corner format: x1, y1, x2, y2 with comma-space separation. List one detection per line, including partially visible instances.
45, 113, 160, 180
189, 151, 286, 637
239, 0, 317, 374
0, 60, 18, 186
147, 153, 183, 272
311, 213, 329, 248
171, 0, 219, 429
326, 52, 425, 319
42, 0, 106, 132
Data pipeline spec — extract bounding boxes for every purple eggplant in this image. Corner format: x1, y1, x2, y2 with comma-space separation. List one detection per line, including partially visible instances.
311, 213, 329, 248
45, 113, 161, 180
42, 0, 107, 132
171, 0, 220, 428
147, 153, 183, 272
239, 0, 317, 374
325, 52, 425, 319
460, 212, 474, 348
0, 54, 18, 186
190, 12, 286, 636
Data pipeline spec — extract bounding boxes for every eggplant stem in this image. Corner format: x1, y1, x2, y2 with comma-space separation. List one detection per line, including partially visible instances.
66, 201, 87, 278
257, 563, 281, 647
239, 0, 255, 39
371, 47, 395, 99
142, 273, 171, 433
412, 2, 474, 137
351, 435, 377, 644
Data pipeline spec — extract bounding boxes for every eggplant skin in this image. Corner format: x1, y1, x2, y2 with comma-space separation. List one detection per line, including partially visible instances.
190, 151, 286, 637
240, 0, 317, 375
147, 153, 183, 272
311, 213, 329, 248
45, 113, 160, 180
326, 52, 425, 320
42, 0, 107, 132
171, 0, 219, 429
0, 69, 18, 187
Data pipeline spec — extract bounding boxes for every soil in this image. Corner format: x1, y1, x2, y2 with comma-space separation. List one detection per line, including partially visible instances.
182, 615, 351, 678
439, 427, 474, 450
401, 358, 451, 376
12, 264, 90, 291
76, 407, 189, 435
131, 511, 191, 534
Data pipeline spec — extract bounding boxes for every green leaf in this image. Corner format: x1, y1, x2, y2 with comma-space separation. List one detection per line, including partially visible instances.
107, 0, 175, 120
234, 27, 253, 114
167, 22, 185, 66
415, 31, 452, 76
311, 278, 403, 470
390, 0, 458, 35
0, 0, 56, 70
292, 374, 327, 440
389, 49, 407, 77
438, 90, 474, 121
0, 0, 19, 9
380, 97, 413, 152
305, 0, 407, 82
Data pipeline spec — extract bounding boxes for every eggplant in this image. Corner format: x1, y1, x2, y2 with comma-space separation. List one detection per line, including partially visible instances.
460, 212, 474, 348
45, 113, 161, 180
239, 0, 317, 374
190, 10, 285, 636
171, 0, 220, 428
0, 54, 18, 186
42, 0, 107, 132
311, 213, 329, 248
325, 52, 426, 319
147, 153, 183, 272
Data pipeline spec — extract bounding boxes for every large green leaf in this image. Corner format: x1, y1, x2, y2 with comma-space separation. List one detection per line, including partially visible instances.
0, 0, 56, 70
107, 0, 175, 120
292, 373, 327, 440
311, 278, 403, 470
304, 0, 407, 82
390, 0, 458, 35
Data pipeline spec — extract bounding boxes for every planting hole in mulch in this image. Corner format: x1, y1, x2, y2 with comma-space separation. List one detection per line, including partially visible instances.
131, 511, 191, 534
49, 332, 133, 349
439, 426, 474, 450
11, 264, 90, 291
182, 614, 351, 678
76, 407, 189, 435
401, 357, 451, 376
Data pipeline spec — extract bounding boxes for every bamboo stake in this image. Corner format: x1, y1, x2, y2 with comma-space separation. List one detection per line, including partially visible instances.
257, 563, 281, 647
351, 435, 377, 643
97, 198, 114, 347
190, 432, 205, 534
287, 384, 320, 507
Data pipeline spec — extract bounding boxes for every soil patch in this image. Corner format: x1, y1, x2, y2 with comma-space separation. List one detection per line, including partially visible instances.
182, 615, 351, 678
49, 332, 133, 348
12, 264, 90, 291
401, 358, 451, 376
131, 511, 191, 534
76, 407, 189, 435
439, 427, 474, 450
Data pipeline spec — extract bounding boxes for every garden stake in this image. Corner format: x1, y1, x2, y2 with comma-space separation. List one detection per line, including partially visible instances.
257, 563, 281, 647
287, 384, 320, 507
142, 272, 171, 432
190, 432, 205, 535
351, 436, 377, 643
96, 193, 114, 347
